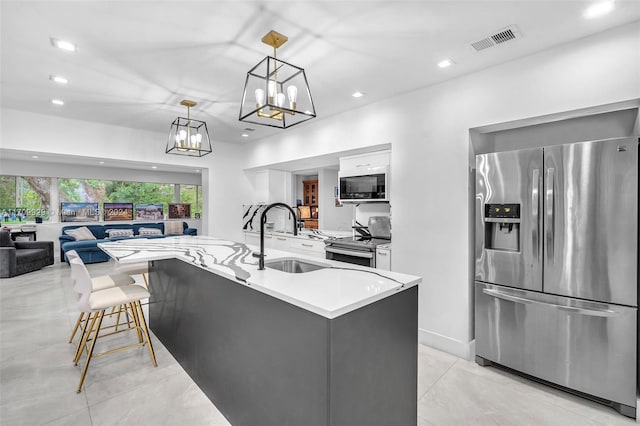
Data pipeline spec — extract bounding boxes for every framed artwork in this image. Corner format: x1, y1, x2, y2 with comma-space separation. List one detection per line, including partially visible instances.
168, 203, 191, 219
136, 203, 164, 220
103, 203, 134, 221
0, 207, 28, 224
61, 202, 99, 222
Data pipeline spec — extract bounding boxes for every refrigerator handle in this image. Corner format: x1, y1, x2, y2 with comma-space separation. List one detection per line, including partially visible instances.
482, 288, 620, 317
545, 168, 555, 262
531, 168, 539, 262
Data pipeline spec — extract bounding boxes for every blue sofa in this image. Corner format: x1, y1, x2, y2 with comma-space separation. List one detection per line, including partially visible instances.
59, 222, 197, 264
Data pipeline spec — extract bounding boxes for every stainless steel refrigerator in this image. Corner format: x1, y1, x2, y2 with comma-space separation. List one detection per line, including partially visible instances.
475, 137, 638, 418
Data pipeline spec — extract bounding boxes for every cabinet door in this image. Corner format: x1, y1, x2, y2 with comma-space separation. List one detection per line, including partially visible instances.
272, 235, 289, 251
288, 238, 325, 259
376, 248, 391, 270
311, 182, 317, 205
303, 180, 319, 206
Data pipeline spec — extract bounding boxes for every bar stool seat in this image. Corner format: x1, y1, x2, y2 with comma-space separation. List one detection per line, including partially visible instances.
86, 285, 150, 311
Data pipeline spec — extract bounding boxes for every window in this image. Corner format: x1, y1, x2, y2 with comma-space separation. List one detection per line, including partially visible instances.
0, 175, 51, 221
58, 178, 199, 219
1, 175, 202, 222
179, 184, 202, 217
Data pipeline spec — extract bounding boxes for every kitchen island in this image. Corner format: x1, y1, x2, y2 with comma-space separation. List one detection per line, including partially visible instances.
99, 236, 421, 426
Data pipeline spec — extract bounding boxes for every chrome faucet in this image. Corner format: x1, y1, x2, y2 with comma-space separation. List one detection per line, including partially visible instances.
255, 202, 298, 270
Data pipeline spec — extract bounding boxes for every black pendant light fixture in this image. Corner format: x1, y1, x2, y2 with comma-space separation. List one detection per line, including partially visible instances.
166, 100, 212, 157
239, 30, 316, 129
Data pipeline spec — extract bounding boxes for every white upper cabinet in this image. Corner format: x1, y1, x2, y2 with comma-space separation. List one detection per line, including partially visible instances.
339, 150, 390, 172
254, 170, 293, 205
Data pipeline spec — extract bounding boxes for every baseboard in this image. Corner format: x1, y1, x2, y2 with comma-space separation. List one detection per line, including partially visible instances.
418, 328, 475, 361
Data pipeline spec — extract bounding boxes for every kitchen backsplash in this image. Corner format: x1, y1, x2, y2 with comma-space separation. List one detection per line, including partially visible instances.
242, 204, 296, 233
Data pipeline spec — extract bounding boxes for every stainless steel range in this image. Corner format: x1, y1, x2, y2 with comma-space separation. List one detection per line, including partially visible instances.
325, 216, 391, 267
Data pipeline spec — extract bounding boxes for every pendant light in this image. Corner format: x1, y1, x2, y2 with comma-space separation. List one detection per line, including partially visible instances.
166, 100, 212, 157
239, 30, 316, 129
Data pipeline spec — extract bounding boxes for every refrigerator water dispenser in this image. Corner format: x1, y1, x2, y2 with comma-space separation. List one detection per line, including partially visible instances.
484, 203, 520, 252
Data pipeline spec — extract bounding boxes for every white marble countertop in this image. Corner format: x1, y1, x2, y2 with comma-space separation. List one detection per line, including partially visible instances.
98, 235, 420, 319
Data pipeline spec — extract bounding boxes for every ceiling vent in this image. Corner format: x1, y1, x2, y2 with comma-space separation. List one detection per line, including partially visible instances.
471, 25, 522, 51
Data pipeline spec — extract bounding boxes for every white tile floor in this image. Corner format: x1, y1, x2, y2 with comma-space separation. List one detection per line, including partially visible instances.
0, 261, 636, 425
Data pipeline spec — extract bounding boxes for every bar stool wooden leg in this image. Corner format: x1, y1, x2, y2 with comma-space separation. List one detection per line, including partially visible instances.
77, 310, 105, 393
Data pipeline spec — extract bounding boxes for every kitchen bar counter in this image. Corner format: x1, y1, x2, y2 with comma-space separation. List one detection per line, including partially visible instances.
98, 235, 419, 318
99, 235, 420, 426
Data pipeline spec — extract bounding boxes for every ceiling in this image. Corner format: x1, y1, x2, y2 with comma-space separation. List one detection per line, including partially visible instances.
1, 0, 639, 147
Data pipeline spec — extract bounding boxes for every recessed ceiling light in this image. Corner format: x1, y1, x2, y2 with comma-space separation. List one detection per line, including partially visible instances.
50, 37, 77, 52
584, 1, 615, 19
438, 59, 454, 68
195, 169, 201, 172
49, 75, 69, 85
99, 161, 105, 164
151, 166, 158, 169
50, 99, 64, 106
352, 92, 364, 98
242, 133, 249, 137
31, 155, 39, 159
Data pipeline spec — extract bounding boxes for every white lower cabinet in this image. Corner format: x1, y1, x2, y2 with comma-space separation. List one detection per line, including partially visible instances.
287, 238, 326, 259
375, 247, 391, 271
271, 235, 289, 251
245, 232, 326, 259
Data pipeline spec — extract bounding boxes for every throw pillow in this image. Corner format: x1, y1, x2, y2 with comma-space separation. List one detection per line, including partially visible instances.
164, 221, 183, 235
64, 226, 97, 241
106, 229, 134, 238
138, 227, 162, 236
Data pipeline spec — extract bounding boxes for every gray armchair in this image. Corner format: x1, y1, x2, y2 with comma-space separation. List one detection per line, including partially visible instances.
0, 230, 54, 278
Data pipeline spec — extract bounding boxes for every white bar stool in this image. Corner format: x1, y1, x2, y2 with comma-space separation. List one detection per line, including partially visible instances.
66, 250, 136, 344
69, 257, 157, 393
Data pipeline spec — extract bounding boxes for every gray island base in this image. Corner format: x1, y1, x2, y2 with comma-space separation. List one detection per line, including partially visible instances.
149, 258, 418, 426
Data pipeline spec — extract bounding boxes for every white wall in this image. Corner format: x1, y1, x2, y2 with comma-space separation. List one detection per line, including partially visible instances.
0, 109, 209, 169
238, 22, 640, 358
0, 159, 200, 185
200, 142, 251, 241
318, 169, 352, 231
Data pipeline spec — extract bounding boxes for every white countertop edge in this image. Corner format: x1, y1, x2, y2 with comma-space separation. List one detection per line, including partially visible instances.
98, 237, 420, 319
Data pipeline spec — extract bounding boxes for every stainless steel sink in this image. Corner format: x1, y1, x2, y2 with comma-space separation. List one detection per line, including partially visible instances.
264, 258, 330, 273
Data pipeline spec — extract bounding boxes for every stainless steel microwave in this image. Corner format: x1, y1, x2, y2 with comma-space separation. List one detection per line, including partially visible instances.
338, 166, 389, 203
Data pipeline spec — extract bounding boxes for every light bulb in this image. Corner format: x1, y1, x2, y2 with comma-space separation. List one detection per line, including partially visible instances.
268, 81, 276, 98
276, 93, 285, 108
287, 85, 297, 109
179, 129, 187, 140
196, 133, 203, 143
255, 88, 265, 107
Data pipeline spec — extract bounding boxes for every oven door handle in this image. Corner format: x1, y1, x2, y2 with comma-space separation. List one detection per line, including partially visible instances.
325, 246, 374, 258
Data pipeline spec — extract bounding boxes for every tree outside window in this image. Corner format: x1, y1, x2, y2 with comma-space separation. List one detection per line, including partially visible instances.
0, 175, 51, 222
